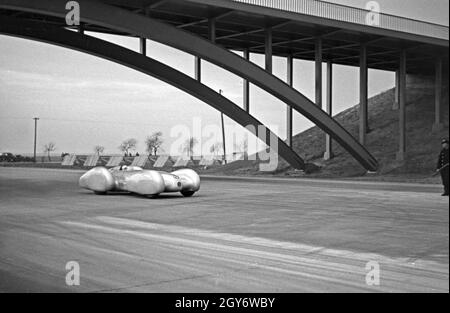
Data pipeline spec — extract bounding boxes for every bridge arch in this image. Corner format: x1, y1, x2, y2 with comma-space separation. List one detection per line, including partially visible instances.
0, 0, 378, 171
0, 16, 305, 169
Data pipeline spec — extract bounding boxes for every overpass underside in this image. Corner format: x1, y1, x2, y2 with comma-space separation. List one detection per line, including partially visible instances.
0, 0, 448, 171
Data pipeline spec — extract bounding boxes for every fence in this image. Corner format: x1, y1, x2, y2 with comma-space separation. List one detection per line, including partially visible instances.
230, 0, 449, 40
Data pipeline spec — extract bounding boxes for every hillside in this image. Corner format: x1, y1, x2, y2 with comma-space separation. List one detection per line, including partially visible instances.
205, 85, 449, 181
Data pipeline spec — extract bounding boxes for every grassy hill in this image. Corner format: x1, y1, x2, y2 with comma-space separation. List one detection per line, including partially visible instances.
205, 84, 449, 182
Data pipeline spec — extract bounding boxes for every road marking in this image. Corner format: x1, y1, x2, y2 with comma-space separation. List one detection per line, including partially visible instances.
91, 216, 448, 269
61, 216, 449, 291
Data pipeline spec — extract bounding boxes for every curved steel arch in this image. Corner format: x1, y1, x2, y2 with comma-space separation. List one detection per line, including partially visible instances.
0, 0, 378, 171
0, 16, 305, 169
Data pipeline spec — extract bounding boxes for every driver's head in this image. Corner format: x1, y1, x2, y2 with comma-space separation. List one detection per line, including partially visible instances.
442, 139, 449, 149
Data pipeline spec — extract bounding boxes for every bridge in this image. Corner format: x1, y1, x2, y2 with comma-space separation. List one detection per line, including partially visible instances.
0, 0, 448, 171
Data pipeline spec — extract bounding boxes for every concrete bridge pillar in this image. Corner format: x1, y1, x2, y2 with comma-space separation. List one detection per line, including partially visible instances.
243, 49, 250, 113
194, 19, 217, 83
433, 57, 443, 132
209, 18, 216, 43
315, 37, 323, 109
324, 61, 334, 160
194, 56, 201, 82
393, 69, 400, 110
139, 37, 146, 56
359, 44, 368, 146
396, 50, 407, 161
265, 28, 273, 73
286, 55, 294, 147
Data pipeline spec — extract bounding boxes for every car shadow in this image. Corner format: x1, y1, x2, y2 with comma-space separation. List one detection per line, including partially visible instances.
79, 190, 203, 200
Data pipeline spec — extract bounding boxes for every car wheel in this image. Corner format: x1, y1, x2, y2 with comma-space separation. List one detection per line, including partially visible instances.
181, 191, 195, 197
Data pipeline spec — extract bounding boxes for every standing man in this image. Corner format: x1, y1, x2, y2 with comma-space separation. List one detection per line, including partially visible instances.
436, 139, 449, 196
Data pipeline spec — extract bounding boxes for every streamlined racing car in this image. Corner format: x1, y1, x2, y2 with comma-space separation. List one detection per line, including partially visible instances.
79, 166, 200, 198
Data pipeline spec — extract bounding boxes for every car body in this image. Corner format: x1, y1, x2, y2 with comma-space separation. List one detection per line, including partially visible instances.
79, 166, 200, 197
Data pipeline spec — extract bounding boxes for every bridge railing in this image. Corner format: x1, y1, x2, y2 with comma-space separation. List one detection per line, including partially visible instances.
230, 0, 449, 40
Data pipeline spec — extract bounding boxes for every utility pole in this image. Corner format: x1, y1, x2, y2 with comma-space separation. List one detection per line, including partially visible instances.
219, 90, 227, 165
33, 117, 39, 163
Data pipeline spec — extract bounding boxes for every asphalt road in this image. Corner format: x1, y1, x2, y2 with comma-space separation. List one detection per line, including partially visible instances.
0, 167, 448, 292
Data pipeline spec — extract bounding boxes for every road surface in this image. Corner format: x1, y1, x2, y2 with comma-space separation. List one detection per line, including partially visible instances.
0, 167, 448, 292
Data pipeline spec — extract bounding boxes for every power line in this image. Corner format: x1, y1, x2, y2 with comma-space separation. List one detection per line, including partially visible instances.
0, 116, 168, 128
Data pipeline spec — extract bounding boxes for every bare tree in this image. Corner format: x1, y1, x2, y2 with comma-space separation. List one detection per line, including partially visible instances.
43, 142, 56, 161
234, 138, 249, 158
241, 138, 249, 159
119, 138, 137, 156
234, 137, 248, 159
145, 132, 164, 156
210, 142, 223, 159
181, 137, 198, 159
94, 145, 105, 156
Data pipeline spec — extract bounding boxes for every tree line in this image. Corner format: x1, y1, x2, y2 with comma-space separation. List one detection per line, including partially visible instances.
43, 131, 248, 161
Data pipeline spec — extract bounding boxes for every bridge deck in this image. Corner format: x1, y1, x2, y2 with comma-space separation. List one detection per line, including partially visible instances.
0, 0, 448, 73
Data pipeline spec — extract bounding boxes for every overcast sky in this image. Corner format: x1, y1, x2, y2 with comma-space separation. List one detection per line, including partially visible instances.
0, 0, 448, 156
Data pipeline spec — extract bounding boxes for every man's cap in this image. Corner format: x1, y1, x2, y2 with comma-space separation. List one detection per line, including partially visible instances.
442, 139, 449, 144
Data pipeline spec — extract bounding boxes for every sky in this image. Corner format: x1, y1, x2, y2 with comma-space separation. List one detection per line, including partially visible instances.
0, 0, 448, 156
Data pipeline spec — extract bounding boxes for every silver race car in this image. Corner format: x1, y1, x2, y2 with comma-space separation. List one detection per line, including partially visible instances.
79, 166, 200, 198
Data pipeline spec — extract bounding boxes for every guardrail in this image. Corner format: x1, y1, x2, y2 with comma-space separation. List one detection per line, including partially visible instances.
230, 0, 449, 40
